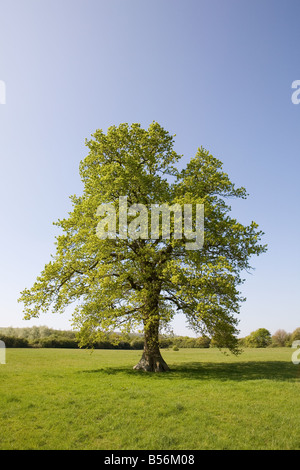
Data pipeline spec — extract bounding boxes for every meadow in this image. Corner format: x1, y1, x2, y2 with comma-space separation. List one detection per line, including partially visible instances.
0, 347, 299, 450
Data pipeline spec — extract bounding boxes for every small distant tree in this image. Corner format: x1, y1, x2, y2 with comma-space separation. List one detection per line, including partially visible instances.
195, 336, 211, 348
291, 328, 300, 343
130, 337, 145, 350
246, 328, 272, 348
272, 329, 290, 347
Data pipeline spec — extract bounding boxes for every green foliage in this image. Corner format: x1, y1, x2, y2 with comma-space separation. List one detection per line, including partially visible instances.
0, 335, 29, 348
0, 326, 76, 341
0, 327, 211, 349
239, 328, 300, 348
130, 338, 144, 350
18, 122, 267, 356
37, 337, 78, 349
244, 328, 272, 348
291, 328, 300, 342
2, 326, 300, 349
195, 336, 211, 348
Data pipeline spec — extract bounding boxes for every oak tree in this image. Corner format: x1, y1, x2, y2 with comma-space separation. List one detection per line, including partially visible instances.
19, 122, 266, 371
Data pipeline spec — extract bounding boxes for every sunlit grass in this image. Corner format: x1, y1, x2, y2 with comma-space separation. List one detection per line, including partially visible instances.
0, 348, 299, 449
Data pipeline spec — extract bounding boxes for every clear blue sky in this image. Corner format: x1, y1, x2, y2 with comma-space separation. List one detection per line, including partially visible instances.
0, 0, 299, 337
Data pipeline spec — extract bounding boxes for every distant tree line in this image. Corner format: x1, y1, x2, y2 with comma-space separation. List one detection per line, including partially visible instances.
0, 326, 299, 349
239, 327, 300, 348
0, 326, 210, 349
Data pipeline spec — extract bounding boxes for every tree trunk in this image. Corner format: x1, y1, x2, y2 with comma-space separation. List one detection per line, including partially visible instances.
133, 349, 169, 372
133, 295, 169, 372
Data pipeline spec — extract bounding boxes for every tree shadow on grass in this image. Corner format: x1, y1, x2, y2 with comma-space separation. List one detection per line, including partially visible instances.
80, 361, 300, 382
170, 361, 300, 382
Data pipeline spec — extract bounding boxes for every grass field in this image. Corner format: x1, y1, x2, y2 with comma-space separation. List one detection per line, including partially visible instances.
0, 347, 300, 450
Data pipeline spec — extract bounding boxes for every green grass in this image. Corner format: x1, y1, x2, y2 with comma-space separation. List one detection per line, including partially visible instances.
0, 347, 300, 450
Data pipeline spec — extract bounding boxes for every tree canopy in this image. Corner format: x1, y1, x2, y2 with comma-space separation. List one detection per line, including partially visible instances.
18, 122, 267, 371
